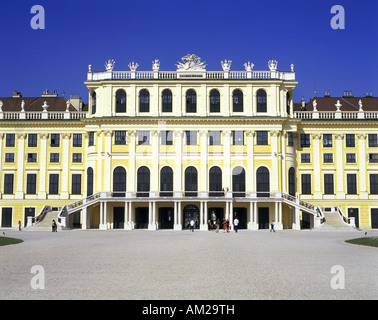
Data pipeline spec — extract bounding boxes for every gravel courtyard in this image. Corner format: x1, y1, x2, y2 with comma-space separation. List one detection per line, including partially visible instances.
0, 229, 377, 300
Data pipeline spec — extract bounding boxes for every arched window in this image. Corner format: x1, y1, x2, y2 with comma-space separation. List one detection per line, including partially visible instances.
113, 167, 126, 197
233, 89, 243, 112
256, 89, 267, 112
139, 89, 150, 113
160, 166, 173, 197
209, 89, 220, 113
137, 166, 150, 197
185, 166, 198, 197
286, 92, 291, 115
116, 89, 126, 113
186, 89, 197, 113
257, 167, 270, 197
232, 166, 245, 197
289, 167, 296, 196
91, 92, 97, 115
87, 167, 93, 197
162, 89, 172, 113
209, 166, 223, 197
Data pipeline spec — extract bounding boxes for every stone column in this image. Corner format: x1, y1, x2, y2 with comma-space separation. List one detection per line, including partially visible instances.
38, 133, 48, 199
229, 201, 233, 231
358, 134, 368, 198
335, 133, 345, 199
0, 134, 3, 197
61, 133, 71, 199
151, 130, 159, 194
15, 133, 26, 199
96, 131, 103, 193
200, 130, 208, 197
128, 131, 136, 192
103, 130, 112, 192
254, 201, 258, 229
312, 133, 322, 198
270, 131, 280, 192
246, 131, 255, 193
174, 131, 183, 197
223, 130, 231, 190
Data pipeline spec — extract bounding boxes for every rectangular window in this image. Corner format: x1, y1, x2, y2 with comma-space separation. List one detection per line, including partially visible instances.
288, 132, 294, 146
49, 174, 59, 195
301, 174, 311, 195
347, 174, 357, 195
26, 174, 37, 195
324, 174, 334, 194
345, 134, 355, 148
161, 131, 173, 145
185, 131, 197, 146
114, 131, 126, 145
28, 134, 38, 148
301, 153, 311, 163
368, 134, 378, 147
209, 131, 221, 146
72, 153, 82, 163
27, 153, 37, 163
50, 153, 60, 163
323, 153, 333, 163
370, 174, 378, 194
138, 131, 150, 145
72, 134, 82, 147
88, 132, 95, 146
369, 153, 378, 163
4, 174, 14, 194
5, 134, 15, 148
1, 208, 12, 228
300, 134, 310, 148
50, 134, 60, 147
232, 131, 244, 145
256, 131, 268, 145
323, 134, 333, 148
71, 174, 82, 195
5, 153, 14, 163
346, 153, 356, 163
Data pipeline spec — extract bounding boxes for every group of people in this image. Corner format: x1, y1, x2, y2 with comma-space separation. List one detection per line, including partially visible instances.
207, 217, 240, 233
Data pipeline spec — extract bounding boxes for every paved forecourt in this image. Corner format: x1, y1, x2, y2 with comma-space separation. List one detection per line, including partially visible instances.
0, 229, 377, 300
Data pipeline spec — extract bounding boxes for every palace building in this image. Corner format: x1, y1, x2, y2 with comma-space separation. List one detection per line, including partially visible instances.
1, 54, 378, 231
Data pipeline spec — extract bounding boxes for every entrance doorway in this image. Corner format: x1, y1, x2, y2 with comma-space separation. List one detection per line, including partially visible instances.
113, 207, 125, 229
24, 208, 35, 227
371, 209, 378, 229
1, 208, 12, 228
135, 207, 149, 229
208, 207, 224, 223
348, 208, 359, 228
159, 207, 174, 229
258, 207, 269, 229
301, 212, 311, 229
233, 207, 247, 229
183, 205, 199, 229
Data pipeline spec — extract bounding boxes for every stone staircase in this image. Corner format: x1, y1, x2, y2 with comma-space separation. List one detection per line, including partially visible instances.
25, 211, 59, 231
319, 210, 358, 231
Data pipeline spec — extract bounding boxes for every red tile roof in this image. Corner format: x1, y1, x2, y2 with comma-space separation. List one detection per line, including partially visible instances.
0, 97, 77, 112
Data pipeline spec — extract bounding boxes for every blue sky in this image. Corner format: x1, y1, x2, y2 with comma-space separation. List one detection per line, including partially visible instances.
0, 0, 377, 102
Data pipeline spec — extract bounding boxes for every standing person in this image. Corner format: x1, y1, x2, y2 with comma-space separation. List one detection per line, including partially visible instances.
226, 219, 230, 233
52, 220, 57, 232
234, 217, 239, 233
222, 218, 227, 233
270, 220, 275, 233
18, 220, 22, 231
208, 219, 211, 231
190, 219, 195, 232
216, 219, 220, 233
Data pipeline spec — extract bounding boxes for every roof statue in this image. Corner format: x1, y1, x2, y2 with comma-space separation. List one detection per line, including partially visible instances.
152, 59, 160, 72
176, 54, 207, 71
268, 60, 278, 71
335, 100, 342, 111
359, 99, 363, 111
221, 60, 232, 72
244, 61, 254, 72
128, 62, 139, 71
105, 59, 115, 71
313, 99, 318, 111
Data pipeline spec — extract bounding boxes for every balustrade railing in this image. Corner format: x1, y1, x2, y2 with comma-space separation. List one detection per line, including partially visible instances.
294, 110, 378, 120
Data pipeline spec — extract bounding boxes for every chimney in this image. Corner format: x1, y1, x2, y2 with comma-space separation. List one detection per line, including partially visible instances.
301, 96, 306, 111
41, 89, 58, 98
324, 90, 331, 98
70, 94, 83, 111
12, 91, 22, 98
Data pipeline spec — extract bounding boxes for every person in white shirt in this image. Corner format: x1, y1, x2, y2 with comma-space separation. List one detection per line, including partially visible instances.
190, 219, 195, 232
234, 218, 239, 233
